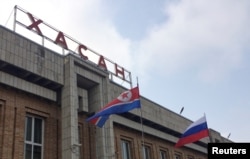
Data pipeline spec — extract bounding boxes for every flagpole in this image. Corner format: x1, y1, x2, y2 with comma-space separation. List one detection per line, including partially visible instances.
137, 77, 145, 159
204, 113, 213, 143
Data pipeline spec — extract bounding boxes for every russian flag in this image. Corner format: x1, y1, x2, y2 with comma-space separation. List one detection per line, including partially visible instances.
86, 87, 141, 127
175, 116, 209, 148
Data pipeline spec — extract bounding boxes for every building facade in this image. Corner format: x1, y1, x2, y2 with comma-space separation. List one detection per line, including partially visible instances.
0, 24, 230, 159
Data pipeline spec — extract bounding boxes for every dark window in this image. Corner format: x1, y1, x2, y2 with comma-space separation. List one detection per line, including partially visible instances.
121, 140, 132, 159
24, 116, 44, 159
78, 125, 83, 158
174, 153, 182, 159
187, 155, 194, 159
160, 150, 168, 159
143, 145, 151, 159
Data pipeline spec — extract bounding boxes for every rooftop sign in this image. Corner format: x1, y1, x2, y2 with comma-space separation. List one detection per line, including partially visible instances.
13, 5, 132, 87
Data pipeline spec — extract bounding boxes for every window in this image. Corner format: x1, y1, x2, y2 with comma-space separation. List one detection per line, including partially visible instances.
121, 140, 132, 159
24, 116, 44, 159
187, 155, 194, 159
142, 145, 151, 159
78, 125, 83, 158
0, 100, 4, 156
175, 155, 181, 159
174, 152, 182, 159
160, 150, 168, 159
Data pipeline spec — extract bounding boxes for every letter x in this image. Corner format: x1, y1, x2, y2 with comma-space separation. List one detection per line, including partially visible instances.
26, 13, 43, 35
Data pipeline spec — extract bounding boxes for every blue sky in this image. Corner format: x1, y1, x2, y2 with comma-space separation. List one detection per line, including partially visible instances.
1, 0, 250, 142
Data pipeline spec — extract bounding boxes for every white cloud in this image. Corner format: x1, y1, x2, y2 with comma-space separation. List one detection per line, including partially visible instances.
135, 0, 250, 83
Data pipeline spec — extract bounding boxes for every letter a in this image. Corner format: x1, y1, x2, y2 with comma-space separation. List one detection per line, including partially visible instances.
98, 56, 107, 70
55, 32, 68, 50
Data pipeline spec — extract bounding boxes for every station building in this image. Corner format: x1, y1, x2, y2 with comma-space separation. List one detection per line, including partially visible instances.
0, 9, 231, 159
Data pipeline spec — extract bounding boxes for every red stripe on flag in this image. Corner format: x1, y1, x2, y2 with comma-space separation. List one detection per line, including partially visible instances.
175, 129, 209, 148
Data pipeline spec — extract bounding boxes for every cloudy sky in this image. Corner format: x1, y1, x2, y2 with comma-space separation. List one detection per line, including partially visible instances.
1, 0, 250, 142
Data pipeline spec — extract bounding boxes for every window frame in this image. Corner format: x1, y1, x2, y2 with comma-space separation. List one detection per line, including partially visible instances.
174, 152, 183, 159
187, 155, 195, 159
159, 149, 169, 159
121, 139, 132, 159
142, 145, 152, 159
24, 115, 44, 159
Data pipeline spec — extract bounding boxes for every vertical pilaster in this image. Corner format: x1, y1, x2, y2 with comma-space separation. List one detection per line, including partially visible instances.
91, 81, 116, 159
61, 56, 80, 159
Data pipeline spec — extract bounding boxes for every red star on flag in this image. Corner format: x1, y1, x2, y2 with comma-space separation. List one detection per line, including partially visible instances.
121, 92, 129, 99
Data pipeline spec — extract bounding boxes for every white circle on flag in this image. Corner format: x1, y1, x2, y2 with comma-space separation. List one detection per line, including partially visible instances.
117, 90, 132, 102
